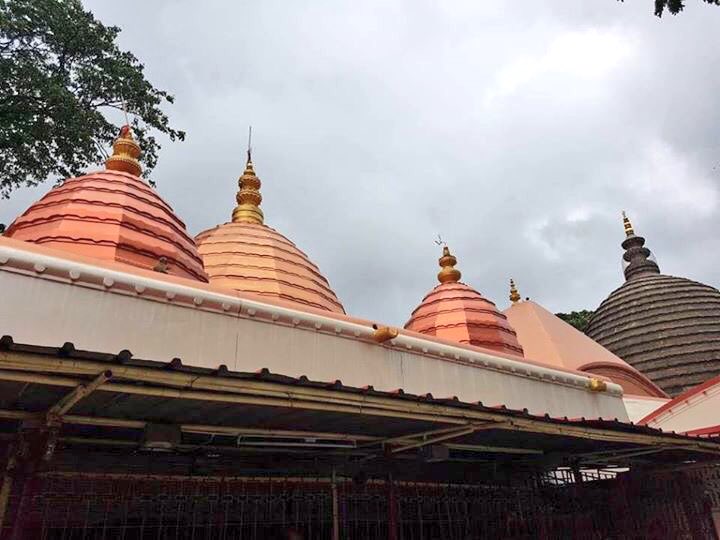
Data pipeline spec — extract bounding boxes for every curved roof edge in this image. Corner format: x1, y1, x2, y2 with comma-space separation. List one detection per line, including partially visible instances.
640, 372, 720, 426
685, 425, 720, 438
579, 361, 668, 399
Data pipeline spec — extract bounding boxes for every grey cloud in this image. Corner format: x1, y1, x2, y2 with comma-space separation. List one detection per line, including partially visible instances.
1, 0, 718, 326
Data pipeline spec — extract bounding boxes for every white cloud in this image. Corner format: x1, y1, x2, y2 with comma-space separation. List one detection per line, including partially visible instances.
484, 29, 637, 104
2, 0, 719, 323
627, 140, 719, 217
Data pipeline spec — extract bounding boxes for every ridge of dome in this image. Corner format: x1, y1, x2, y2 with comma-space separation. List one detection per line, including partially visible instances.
587, 273, 720, 397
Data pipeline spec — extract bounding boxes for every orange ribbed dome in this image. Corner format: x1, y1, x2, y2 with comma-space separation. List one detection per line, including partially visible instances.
5, 128, 207, 282
196, 151, 344, 314
405, 247, 524, 356
195, 222, 344, 313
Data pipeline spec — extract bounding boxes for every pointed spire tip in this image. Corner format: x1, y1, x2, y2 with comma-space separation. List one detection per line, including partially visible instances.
510, 278, 521, 304
233, 130, 264, 224
622, 210, 634, 238
620, 211, 660, 281
246, 125, 253, 165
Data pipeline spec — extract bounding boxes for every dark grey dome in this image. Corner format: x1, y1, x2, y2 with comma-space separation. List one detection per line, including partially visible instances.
586, 218, 720, 397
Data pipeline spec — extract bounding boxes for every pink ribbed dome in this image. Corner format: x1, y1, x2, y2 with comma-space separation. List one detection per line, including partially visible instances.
405, 247, 524, 356
5, 169, 208, 282
406, 281, 524, 356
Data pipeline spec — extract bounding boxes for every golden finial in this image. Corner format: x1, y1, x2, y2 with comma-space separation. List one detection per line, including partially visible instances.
437, 246, 461, 284
622, 210, 634, 238
105, 125, 142, 177
509, 278, 521, 303
232, 126, 264, 224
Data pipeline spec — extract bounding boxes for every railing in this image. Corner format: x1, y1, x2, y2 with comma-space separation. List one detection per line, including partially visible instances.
1, 469, 717, 540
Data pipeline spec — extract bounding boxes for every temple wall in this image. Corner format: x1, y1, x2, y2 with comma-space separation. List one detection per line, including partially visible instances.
0, 255, 628, 421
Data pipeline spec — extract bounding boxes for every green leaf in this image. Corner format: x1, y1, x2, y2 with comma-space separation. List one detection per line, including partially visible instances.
0, 0, 183, 197
555, 310, 595, 333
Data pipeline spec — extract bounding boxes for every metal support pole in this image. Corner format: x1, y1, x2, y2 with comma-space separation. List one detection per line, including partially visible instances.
9, 474, 38, 540
388, 474, 398, 540
390, 426, 478, 454
46, 370, 112, 423
571, 462, 584, 484
331, 469, 339, 540
676, 472, 717, 540
8, 423, 51, 540
0, 444, 17, 533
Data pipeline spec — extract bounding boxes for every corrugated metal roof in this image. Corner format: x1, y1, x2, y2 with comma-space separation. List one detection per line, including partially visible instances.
0, 335, 713, 448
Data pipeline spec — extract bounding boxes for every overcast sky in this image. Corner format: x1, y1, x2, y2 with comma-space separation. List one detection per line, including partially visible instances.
1, 1, 719, 325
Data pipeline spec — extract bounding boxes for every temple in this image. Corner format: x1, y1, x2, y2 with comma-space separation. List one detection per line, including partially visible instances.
504, 282, 670, 421
0, 129, 718, 538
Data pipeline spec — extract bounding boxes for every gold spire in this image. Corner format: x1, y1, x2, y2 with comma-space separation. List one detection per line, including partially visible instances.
437, 246, 461, 284
509, 278, 521, 303
105, 125, 142, 177
232, 149, 264, 224
622, 210, 634, 238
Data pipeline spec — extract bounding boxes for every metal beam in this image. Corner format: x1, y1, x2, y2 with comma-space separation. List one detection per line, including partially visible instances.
1, 355, 720, 455
391, 425, 493, 454
391, 427, 476, 454
0, 353, 600, 427
183, 423, 376, 442
576, 444, 666, 460
53, 436, 380, 459
0, 408, 378, 444
446, 443, 543, 455
361, 424, 474, 448
580, 446, 695, 464
385, 422, 506, 454
46, 370, 112, 422
0, 367, 472, 426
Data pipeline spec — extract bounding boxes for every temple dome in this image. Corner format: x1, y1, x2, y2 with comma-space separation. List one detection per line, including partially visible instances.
196, 221, 344, 313
405, 247, 524, 357
504, 284, 667, 398
4, 127, 207, 282
586, 274, 720, 397
195, 155, 344, 314
585, 214, 720, 397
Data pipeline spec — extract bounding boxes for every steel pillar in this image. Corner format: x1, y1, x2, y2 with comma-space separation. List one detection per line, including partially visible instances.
0, 444, 17, 535
388, 475, 398, 540
331, 469, 340, 540
8, 422, 53, 540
